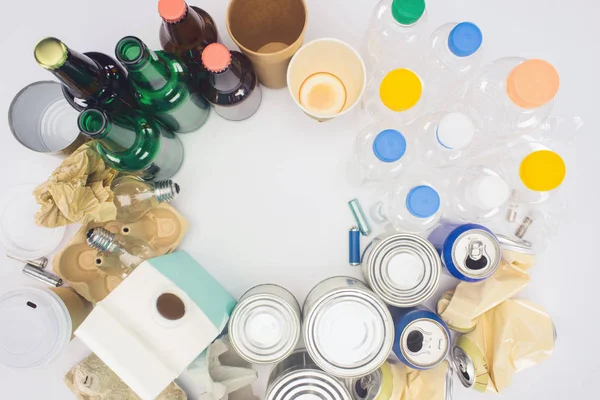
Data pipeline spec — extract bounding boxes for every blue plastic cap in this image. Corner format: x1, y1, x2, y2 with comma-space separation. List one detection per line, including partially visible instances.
448, 22, 483, 58
373, 129, 407, 163
406, 186, 440, 218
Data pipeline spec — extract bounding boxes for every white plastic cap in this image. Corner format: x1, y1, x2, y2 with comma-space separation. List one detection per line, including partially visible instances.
471, 175, 510, 210
436, 112, 475, 150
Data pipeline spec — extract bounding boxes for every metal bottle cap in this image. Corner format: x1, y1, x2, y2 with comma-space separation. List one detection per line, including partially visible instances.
452, 346, 476, 388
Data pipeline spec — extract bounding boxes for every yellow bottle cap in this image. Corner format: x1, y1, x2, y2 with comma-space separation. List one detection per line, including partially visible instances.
34, 38, 68, 70
519, 150, 566, 192
379, 68, 422, 112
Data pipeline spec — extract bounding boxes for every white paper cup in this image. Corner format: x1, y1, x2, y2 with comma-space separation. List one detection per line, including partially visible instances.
287, 39, 366, 122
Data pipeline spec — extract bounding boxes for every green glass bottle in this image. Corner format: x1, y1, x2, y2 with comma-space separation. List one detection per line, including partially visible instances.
115, 36, 210, 133
78, 108, 184, 180
34, 37, 138, 114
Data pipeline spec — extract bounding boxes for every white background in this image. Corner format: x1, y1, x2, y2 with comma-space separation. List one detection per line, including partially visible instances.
0, 0, 599, 398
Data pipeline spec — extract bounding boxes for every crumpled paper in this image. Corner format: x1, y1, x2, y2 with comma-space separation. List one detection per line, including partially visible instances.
64, 353, 187, 400
459, 299, 555, 393
34, 142, 118, 227
176, 336, 258, 400
389, 361, 448, 400
437, 249, 536, 332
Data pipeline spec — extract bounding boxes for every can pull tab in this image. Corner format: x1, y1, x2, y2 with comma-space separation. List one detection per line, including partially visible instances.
464, 240, 489, 271
356, 374, 377, 399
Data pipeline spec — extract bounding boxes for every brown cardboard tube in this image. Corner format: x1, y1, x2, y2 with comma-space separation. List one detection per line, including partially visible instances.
226, 0, 308, 89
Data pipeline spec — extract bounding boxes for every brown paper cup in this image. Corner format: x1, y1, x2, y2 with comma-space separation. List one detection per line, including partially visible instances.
287, 38, 366, 122
50, 287, 93, 334
226, 0, 308, 89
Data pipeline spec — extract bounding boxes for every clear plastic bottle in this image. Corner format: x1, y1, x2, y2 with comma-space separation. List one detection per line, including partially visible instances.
423, 22, 483, 108
371, 177, 443, 233
349, 122, 414, 186
447, 165, 510, 222
112, 176, 180, 223
363, 0, 428, 77
415, 111, 476, 167
464, 57, 560, 137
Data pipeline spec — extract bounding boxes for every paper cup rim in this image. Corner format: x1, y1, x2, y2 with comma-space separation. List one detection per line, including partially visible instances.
287, 38, 367, 120
225, 0, 309, 57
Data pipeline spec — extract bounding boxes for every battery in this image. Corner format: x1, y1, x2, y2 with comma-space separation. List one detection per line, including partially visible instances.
346, 362, 393, 400
228, 284, 301, 364
349, 227, 361, 266
452, 335, 490, 392
361, 233, 441, 308
266, 349, 352, 400
429, 223, 501, 282
303, 276, 394, 378
389, 306, 451, 370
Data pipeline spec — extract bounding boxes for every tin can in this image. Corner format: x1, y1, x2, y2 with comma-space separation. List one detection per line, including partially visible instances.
303, 277, 394, 378
361, 233, 441, 308
346, 361, 393, 400
266, 349, 352, 400
452, 335, 489, 392
428, 223, 501, 282
389, 306, 451, 370
228, 284, 301, 364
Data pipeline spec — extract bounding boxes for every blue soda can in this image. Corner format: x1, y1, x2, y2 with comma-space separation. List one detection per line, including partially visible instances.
389, 306, 451, 370
428, 223, 501, 282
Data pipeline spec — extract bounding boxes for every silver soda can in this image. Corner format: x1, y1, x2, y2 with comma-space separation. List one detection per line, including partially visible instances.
346, 361, 393, 400
429, 223, 501, 282
389, 306, 451, 370
303, 276, 394, 378
228, 284, 301, 364
362, 233, 441, 308
266, 349, 352, 400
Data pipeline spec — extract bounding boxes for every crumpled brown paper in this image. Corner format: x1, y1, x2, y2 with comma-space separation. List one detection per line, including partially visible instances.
459, 299, 555, 393
437, 250, 536, 332
34, 142, 118, 228
389, 361, 448, 400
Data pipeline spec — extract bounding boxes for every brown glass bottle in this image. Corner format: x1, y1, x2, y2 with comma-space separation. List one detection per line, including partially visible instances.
158, 0, 219, 75
34, 37, 138, 114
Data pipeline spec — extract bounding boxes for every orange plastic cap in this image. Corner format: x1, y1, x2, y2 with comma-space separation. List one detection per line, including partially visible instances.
519, 150, 566, 192
158, 0, 187, 23
507, 59, 560, 109
202, 43, 232, 73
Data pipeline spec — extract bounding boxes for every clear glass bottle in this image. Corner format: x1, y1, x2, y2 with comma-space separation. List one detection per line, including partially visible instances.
34, 37, 138, 114
78, 108, 184, 180
112, 176, 180, 223
87, 227, 157, 278
371, 177, 443, 233
200, 43, 262, 121
363, 0, 428, 77
422, 22, 483, 108
115, 36, 210, 133
464, 57, 560, 137
349, 121, 414, 186
415, 111, 476, 167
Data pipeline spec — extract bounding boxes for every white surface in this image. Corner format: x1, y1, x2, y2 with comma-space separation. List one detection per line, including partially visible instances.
0, 0, 598, 399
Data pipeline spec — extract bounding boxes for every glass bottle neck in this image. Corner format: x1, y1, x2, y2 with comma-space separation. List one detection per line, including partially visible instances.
53, 48, 105, 98
165, 5, 206, 43
119, 39, 171, 91
210, 66, 240, 92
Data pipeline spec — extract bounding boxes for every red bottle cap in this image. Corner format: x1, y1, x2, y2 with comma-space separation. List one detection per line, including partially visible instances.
202, 43, 232, 73
158, 0, 187, 23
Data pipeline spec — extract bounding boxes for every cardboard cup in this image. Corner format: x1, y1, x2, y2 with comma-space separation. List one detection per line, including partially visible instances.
50, 287, 93, 334
287, 38, 366, 122
226, 0, 308, 89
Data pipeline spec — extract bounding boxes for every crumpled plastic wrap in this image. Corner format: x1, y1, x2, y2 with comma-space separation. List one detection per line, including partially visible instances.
64, 353, 187, 400
458, 299, 555, 393
437, 250, 536, 332
389, 361, 448, 400
34, 142, 118, 228
176, 336, 258, 400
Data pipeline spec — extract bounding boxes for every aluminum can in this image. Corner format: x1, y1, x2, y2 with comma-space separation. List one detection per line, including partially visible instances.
346, 361, 393, 400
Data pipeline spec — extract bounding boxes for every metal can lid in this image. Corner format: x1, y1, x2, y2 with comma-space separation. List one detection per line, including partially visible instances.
229, 292, 301, 364
348, 367, 384, 400
449, 227, 501, 280
452, 346, 476, 388
365, 234, 441, 307
304, 287, 394, 378
400, 318, 450, 369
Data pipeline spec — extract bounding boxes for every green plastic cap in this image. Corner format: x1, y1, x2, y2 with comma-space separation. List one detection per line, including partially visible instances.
392, 0, 426, 25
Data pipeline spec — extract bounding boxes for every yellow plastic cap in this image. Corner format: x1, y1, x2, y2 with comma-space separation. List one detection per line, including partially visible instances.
520, 150, 566, 192
379, 68, 422, 112
507, 59, 560, 109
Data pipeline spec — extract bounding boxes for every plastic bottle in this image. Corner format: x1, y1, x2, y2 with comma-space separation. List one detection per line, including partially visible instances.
363, 0, 428, 77
371, 177, 443, 233
349, 122, 414, 186
423, 22, 483, 108
464, 57, 560, 137
112, 176, 180, 223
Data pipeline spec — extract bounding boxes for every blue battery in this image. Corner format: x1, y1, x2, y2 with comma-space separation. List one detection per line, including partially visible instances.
349, 227, 361, 266
389, 306, 451, 370
428, 223, 501, 282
